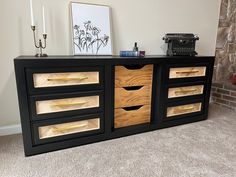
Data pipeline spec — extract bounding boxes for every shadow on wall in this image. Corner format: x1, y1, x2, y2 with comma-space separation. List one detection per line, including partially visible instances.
0, 71, 20, 126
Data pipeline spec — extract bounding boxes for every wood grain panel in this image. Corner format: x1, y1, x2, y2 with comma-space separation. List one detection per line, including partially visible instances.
33, 71, 99, 88
115, 65, 153, 87
38, 118, 100, 139
36, 96, 99, 115
169, 66, 206, 79
115, 86, 151, 108
167, 102, 202, 117
114, 105, 151, 128
168, 85, 204, 98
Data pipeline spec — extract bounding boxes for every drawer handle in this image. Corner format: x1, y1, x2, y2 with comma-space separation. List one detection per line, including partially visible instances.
174, 89, 197, 94
47, 76, 88, 81
123, 86, 143, 91
175, 70, 199, 74
51, 101, 88, 107
123, 65, 145, 70
122, 105, 143, 111
174, 106, 194, 112
53, 122, 88, 132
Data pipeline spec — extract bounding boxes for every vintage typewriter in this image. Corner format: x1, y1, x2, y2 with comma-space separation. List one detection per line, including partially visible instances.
163, 33, 199, 56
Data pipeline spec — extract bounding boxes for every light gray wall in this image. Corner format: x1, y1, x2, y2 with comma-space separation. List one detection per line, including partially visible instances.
0, 0, 221, 127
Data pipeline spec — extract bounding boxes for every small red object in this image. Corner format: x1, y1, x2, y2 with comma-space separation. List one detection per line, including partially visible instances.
232, 74, 236, 85
139, 51, 145, 57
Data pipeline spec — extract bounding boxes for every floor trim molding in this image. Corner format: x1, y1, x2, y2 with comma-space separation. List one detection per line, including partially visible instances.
0, 124, 22, 136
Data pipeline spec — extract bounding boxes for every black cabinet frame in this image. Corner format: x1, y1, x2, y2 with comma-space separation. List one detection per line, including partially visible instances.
14, 55, 214, 156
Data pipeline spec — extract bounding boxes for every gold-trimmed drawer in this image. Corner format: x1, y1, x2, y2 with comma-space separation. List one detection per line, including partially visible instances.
167, 102, 202, 117
115, 86, 152, 108
115, 65, 153, 87
169, 66, 206, 79
32, 113, 104, 144
168, 85, 204, 98
30, 91, 103, 120
38, 118, 100, 140
114, 105, 151, 128
36, 95, 99, 115
33, 71, 99, 88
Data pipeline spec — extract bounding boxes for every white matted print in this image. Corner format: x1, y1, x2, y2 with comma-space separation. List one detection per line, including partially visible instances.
71, 2, 112, 55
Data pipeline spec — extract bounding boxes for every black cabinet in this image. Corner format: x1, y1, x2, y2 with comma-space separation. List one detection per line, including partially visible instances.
14, 55, 214, 156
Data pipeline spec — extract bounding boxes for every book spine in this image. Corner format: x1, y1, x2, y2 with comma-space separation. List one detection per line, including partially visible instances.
120, 51, 139, 57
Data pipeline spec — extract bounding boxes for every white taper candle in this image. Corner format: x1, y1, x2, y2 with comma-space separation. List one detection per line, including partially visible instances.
29, 0, 34, 26
42, 5, 46, 34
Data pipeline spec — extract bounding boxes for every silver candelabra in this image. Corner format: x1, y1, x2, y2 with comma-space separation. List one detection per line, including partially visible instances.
31, 25, 48, 57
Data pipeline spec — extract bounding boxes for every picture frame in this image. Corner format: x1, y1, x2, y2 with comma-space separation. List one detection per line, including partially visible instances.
70, 2, 113, 55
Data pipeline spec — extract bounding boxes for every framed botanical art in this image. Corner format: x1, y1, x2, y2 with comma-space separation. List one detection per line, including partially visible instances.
71, 2, 113, 55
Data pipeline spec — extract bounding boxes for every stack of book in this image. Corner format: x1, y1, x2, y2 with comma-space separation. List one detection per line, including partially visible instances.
120, 51, 145, 57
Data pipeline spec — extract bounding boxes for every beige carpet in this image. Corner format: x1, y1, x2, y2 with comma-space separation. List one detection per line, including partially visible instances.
0, 103, 236, 177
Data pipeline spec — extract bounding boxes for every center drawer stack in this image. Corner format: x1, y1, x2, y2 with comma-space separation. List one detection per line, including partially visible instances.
26, 67, 104, 145
114, 65, 153, 128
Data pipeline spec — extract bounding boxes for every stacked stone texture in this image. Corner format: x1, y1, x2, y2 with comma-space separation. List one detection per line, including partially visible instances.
212, 0, 236, 110
215, 0, 236, 81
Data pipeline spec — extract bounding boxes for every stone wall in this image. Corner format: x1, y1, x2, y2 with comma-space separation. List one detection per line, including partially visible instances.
212, 0, 236, 110
214, 0, 236, 82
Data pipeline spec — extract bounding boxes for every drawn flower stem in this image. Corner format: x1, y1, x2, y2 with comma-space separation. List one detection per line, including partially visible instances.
96, 39, 106, 54
74, 42, 81, 51
74, 27, 81, 51
96, 34, 99, 54
85, 30, 88, 52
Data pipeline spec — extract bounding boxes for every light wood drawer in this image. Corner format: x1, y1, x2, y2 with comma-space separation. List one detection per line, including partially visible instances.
114, 105, 151, 128
38, 118, 100, 139
33, 71, 99, 88
36, 95, 99, 115
169, 66, 206, 79
168, 85, 204, 98
115, 65, 153, 87
115, 86, 151, 108
167, 102, 202, 117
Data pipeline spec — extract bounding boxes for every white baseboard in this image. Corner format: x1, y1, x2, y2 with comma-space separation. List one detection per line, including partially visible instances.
0, 124, 22, 136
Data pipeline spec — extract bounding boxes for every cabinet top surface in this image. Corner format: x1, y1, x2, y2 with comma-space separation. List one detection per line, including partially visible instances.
15, 55, 215, 60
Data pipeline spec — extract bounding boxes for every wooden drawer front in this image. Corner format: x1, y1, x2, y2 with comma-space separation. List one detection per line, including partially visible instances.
33, 71, 99, 88
115, 65, 153, 87
115, 105, 151, 128
168, 85, 204, 98
167, 102, 202, 117
36, 96, 99, 115
169, 66, 206, 79
38, 118, 100, 139
115, 86, 151, 108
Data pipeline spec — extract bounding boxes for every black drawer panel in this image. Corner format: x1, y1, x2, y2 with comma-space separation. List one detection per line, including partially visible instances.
166, 62, 210, 84
32, 113, 104, 145
26, 66, 104, 95
166, 81, 206, 103
29, 91, 104, 121
163, 98, 205, 122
